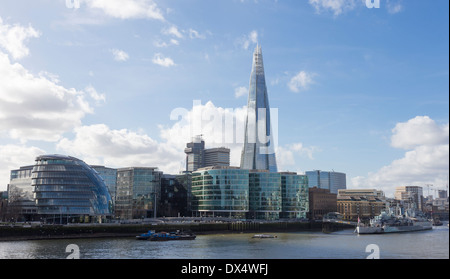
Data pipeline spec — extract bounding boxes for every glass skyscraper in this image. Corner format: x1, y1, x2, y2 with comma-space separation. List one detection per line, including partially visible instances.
240, 45, 278, 173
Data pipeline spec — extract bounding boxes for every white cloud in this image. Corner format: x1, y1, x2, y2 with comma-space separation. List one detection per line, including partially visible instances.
154, 38, 179, 48
188, 29, 206, 39
309, 0, 363, 16
56, 101, 248, 174
85, 85, 106, 104
0, 51, 97, 142
160, 100, 249, 168
0, 16, 41, 60
0, 144, 45, 190
238, 30, 258, 50
391, 116, 448, 150
162, 25, 184, 39
234, 86, 248, 98
57, 124, 183, 172
82, 0, 165, 21
288, 71, 316, 93
350, 116, 449, 197
386, 0, 403, 14
152, 53, 175, 67
111, 48, 129, 62
276, 143, 321, 172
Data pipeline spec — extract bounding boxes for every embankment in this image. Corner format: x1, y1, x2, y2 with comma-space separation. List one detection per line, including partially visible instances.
0, 221, 341, 241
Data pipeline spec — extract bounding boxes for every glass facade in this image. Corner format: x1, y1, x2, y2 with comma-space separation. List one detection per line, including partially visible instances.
191, 167, 249, 218
191, 167, 309, 220
306, 170, 346, 194
7, 166, 37, 221
248, 170, 281, 220
115, 167, 162, 219
280, 173, 309, 219
91, 166, 117, 205
32, 155, 112, 223
185, 137, 205, 172
240, 46, 278, 173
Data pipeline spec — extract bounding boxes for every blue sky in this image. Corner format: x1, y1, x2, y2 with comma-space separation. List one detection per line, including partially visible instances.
0, 0, 448, 197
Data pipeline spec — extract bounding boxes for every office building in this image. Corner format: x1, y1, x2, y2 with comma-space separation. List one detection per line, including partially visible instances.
280, 172, 309, 219
204, 147, 230, 168
336, 188, 386, 221
394, 186, 424, 211
160, 174, 189, 217
185, 136, 231, 172
7, 165, 37, 221
337, 195, 385, 221
248, 170, 282, 220
308, 187, 337, 220
90, 166, 117, 205
338, 189, 385, 199
185, 136, 205, 172
191, 166, 308, 220
32, 155, 113, 223
115, 167, 162, 220
240, 46, 278, 173
306, 170, 346, 194
191, 166, 249, 218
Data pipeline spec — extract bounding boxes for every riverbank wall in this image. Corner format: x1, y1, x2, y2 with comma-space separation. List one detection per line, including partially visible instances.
0, 221, 354, 241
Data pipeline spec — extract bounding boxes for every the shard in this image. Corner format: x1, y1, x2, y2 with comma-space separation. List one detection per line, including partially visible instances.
240, 45, 278, 172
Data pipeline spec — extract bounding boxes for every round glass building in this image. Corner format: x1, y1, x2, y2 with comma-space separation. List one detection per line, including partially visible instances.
32, 155, 113, 224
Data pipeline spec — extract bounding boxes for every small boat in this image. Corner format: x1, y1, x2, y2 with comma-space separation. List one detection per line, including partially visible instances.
252, 234, 277, 239
136, 230, 196, 241
136, 230, 155, 240
150, 230, 196, 241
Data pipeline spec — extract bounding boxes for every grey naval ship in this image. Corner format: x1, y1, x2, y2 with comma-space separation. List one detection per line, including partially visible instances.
356, 209, 432, 234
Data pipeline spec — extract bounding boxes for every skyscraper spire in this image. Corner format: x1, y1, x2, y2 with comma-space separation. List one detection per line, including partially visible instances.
240, 46, 277, 172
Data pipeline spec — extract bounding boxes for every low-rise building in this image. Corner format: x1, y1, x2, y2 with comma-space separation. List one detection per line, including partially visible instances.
308, 187, 337, 220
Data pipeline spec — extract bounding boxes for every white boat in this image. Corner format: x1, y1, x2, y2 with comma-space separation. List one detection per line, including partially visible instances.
252, 234, 277, 238
356, 210, 432, 234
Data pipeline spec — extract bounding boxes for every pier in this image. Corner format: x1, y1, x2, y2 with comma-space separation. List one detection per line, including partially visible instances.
321, 219, 358, 233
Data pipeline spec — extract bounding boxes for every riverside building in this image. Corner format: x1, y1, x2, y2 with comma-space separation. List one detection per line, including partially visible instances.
7, 165, 36, 221
115, 167, 162, 220
191, 166, 308, 220
32, 155, 113, 224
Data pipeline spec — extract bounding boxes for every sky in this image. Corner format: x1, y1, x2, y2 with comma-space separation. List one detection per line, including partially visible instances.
0, 0, 448, 197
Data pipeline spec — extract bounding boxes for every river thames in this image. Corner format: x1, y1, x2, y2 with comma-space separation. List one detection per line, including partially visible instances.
0, 223, 448, 259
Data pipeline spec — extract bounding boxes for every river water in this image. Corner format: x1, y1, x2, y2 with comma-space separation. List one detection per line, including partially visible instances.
0, 223, 448, 259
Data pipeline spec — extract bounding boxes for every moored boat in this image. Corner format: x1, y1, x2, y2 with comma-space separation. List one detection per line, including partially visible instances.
136, 230, 156, 240
136, 230, 196, 241
356, 210, 432, 234
252, 234, 277, 238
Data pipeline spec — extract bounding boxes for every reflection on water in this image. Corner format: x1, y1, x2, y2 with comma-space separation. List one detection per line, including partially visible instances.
0, 224, 448, 259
